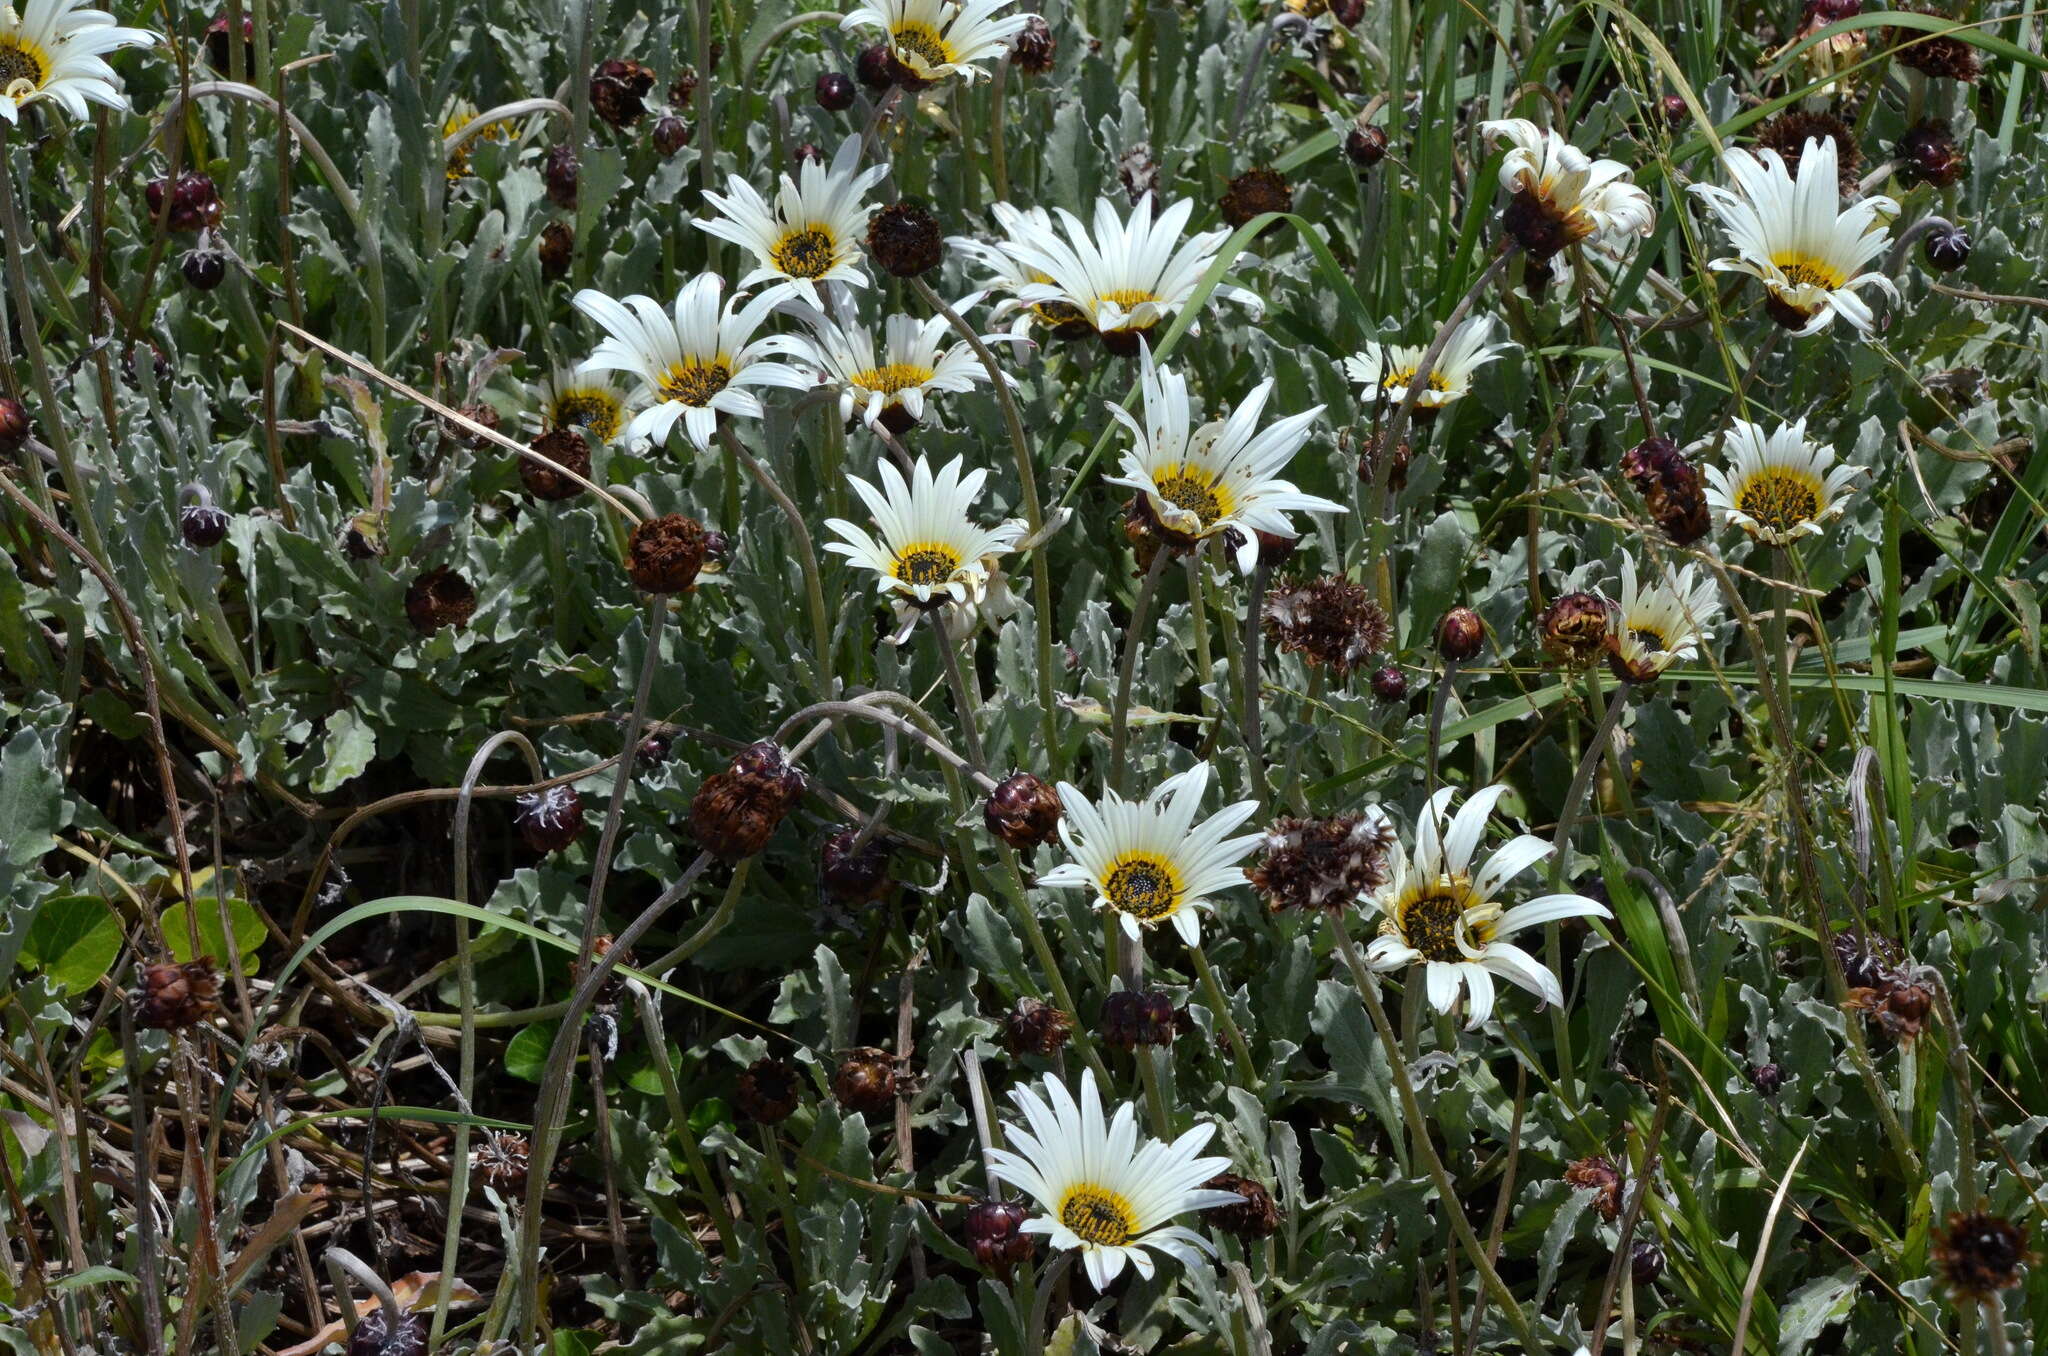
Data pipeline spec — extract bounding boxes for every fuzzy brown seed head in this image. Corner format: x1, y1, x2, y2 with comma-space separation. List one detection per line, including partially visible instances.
1345, 124, 1389, 168
180, 503, 232, 549
145, 172, 223, 233
984, 771, 1062, 850
1933, 1211, 2029, 1298
1890, 13, 1982, 81
1619, 435, 1712, 545
472, 1130, 531, 1191
867, 200, 945, 278
1564, 1155, 1624, 1221
1371, 665, 1409, 703
688, 741, 805, 862
404, 566, 477, 635
203, 11, 254, 75
1897, 119, 1965, 188
1101, 989, 1178, 1050
820, 827, 893, 904
590, 58, 656, 129
538, 221, 574, 278
626, 514, 710, 593
136, 960, 221, 1030
963, 1200, 1037, 1273
1252, 813, 1397, 912
1002, 996, 1074, 1057
1436, 606, 1485, 663
832, 1047, 899, 1116
514, 784, 584, 854
1755, 111, 1863, 196
1540, 591, 1615, 669
520, 427, 591, 502
1203, 1173, 1281, 1239
543, 143, 580, 210
1262, 576, 1391, 679
737, 1056, 802, 1124
1010, 15, 1056, 73
1220, 167, 1293, 229
0, 396, 29, 452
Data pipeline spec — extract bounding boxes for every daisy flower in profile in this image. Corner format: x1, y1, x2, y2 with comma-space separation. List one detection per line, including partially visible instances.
1363, 784, 1610, 1029
951, 202, 1099, 346
1343, 315, 1509, 416
442, 99, 510, 181
822, 454, 1024, 612
1036, 763, 1261, 947
987, 1068, 1240, 1290
572, 274, 813, 451
1105, 345, 1344, 573
1480, 119, 1655, 259
530, 367, 628, 443
995, 195, 1262, 353
695, 136, 889, 309
1688, 137, 1899, 336
1703, 417, 1861, 544
790, 297, 997, 435
0, 0, 154, 124
1605, 553, 1720, 685
841, 0, 1033, 86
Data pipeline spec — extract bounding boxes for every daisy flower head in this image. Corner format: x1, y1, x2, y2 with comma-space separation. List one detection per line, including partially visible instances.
1105, 345, 1345, 573
1363, 784, 1611, 1029
1343, 314, 1510, 418
951, 202, 1100, 348
987, 1068, 1241, 1290
790, 295, 998, 435
840, 0, 1034, 86
1480, 118, 1656, 259
1704, 416, 1861, 544
695, 135, 889, 309
822, 453, 1025, 611
1688, 137, 1899, 336
1036, 763, 1261, 948
572, 273, 814, 451
530, 366, 628, 444
0, 0, 154, 124
442, 99, 511, 181
1605, 552, 1720, 685
996, 194, 1262, 353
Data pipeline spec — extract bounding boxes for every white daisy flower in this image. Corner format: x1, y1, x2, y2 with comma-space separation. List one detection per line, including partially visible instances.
840, 0, 1033, 85
1688, 137, 1899, 337
1036, 763, 1261, 948
0, 0, 154, 124
994, 194, 1263, 352
694, 135, 890, 310
1343, 314, 1510, 414
572, 273, 814, 451
1363, 784, 1611, 1029
987, 1068, 1241, 1291
822, 453, 1025, 610
1104, 345, 1345, 573
789, 297, 998, 435
1606, 552, 1720, 684
1703, 416, 1861, 544
530, 366, 628, 443
950, 202, 1100, 348
1479, 118, 1655, 256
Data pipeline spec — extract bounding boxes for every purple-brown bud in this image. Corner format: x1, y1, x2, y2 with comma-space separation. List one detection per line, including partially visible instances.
1370, 665, 1409, 703
1002, 996, 1074, 1056
856, 42, 897, 91
590, 58, 655, 129
404, 566, 477, 635
867, 200, 945, 278
688, 741, 806, 862
136, 960, 222, 1030
1101, 989, 1177, 1050
1630, 1240, 1666, 1286
1750, 1062, 1785, 1096
0, 396, 29, 452
815, 71, 856, 111
180, 503, 232, 549
1923, 224, 1970, 273
538, 221, 574, 278
1435, 607, 1485, 663
652, 115, 692, 157
737, 1056, 802, 1124
513, 785, 584, 854
1344, 124, 1389, 169
963, 1200, 1036, 1274
1009, 16, 1056, 74
145, 172, 223, 233
984, 772, 1062, 850
831, 1047, 899, 1116
543, 143, 579, 210
1202, 1172, 1281, 1239
820, 828, 892, 905
1619, 435, 1712, 545
203, 11, 255, 76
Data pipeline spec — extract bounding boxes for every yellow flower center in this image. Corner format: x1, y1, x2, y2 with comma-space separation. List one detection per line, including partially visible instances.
1628, 623, 1671, 655
1099, 287, 1162, 311
892, 541, 963, 587
441, 111, 508, 181
1770, 253, 1847, 291
1102, 852, 1182, 921
1058, 1185, 1137, 1246
1735, 467, 1823, 536
0, 36, 46, 99
1384, 366, 1451, 393
657, 360, 732, 407
1152, 463, 1234, 530
1391, 877, 1490, 963
772, 226, 838, 279
891, 21, 957, 69
852, 363, 937, 396
548, 389, 623, 442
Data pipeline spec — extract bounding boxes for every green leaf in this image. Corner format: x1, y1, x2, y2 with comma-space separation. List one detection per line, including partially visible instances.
0, 725, 68, 867
19, 896, 123, 994
504, 1019, 561, 1083
161, 896, 266, 975
309, 706, 377, 795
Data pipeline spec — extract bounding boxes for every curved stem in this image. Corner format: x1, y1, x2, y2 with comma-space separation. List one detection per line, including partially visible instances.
1550, 677, 1631, 870
928, 610, 990, 775
719, 424, 834, 695
443, 97, 573, 157
1109, 550, 1172, 795
578, 598, 670, 960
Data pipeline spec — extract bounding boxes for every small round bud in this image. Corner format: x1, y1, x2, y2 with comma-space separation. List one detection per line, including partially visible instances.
856, 42, 897, 91
1435, 607, 1485, 663
626, 513, 710, 593
513, 785, 585, 854
820, 828, 892, 905
180, 503, 232, 549
963, 1201, 1036, 1274
652, 114, 692, 156
0, 395, 29, 452
1001, 997, 1074, 1056
1370, 665, 1408, 703
736, 1056, 802, 1124
1101, 989, 1177, 1050
538, 221, 574, 278
590, 58, 655, 130
1897, 119, 1965, 189
831, 1047, 898, 1116
1630, 1240, 1666, 1286
815, 71, 856, 111
1933, 1211, 2029, 1299
867, 200, 944, 278
1219, 167, 1292, 228
1202, 1173, 1281, 1239
1253, 529, 1299, 564
136, 959, 222, 1030
1923, 224, 1970, 273
790, 141, 825, 167
637, 734, 671, 765
1660, 93, 1687, 128
145, 172, 223, 233
1009, 16, 1056, 73
1344, 124, 1389, 168
1539, 591, 1615, 669
983, 772, 1062, 850
520, 428, 591, 502
346, 1306, 427, 1356
404, 566, 477, 635
1749, 1062, 1785, 1096
543, 143, 579, 210
181, 246, 227, 292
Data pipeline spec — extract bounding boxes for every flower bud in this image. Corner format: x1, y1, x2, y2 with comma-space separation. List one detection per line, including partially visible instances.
543, 143, 579, 210
404, 566, 477, 635
962, 1200, 1036, 1274
668, 71, 699, 109
1749, 1062, 1785, 1096
1435, 606, 1484, 663
180, 503, 231, 549
790, 141, 824, 167
820, 827, 892, 904
688, 741, 806, 861
1832, 928, 1902, 990
1897, 119, 1965, 188
538, 221, 574, 278
145, 172, 223, 233
1219, 167, 1292, 229
346, 1307, 427, 1356
1010, 16, 1056, 74
815, 71, 855, 111
1344, 124, 1389, 168
1202, 1173, 1281, 1239
626, 513, 710, 593
1101, 989, 1177, 1050
1539, 591, 1614, 669
1923, 223, 1970, 273
737, 1055, 802, 1124
1001, 996, 1074, 1056
181, 245, 227, 292
1629, 1240, 1666, 1286
1370, 665, 1408, 703
832, 1047, 898, 1116
136, 959, 221, 1030
204, 10, 255, 76
652, 114, 692, 157
867, 200, 944, 278
1619, 435, 1711, 545
856, 42, 897, 91
513, 785, 584, 854
1660, 93, 1687, 128
984, 772, 1062, 850
590, 58, 655, 129
0, 395, 29, 452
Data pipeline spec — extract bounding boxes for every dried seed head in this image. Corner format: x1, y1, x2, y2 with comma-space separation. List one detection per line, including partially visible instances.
815, 71, 856, 111
1895, 119, 1963, 190
1262, 576, 1392, 679
180, 503, 232, 549
1370, 665, 1409, 703
538, 220, 574, 278
626, 514, 710, 593
1252, 814, 1396, 912
1345, 123, 1389, 168
1100, 989, 1177, 1050
1619, 435, 1712, 545
688, 741, 806, 862
590, 58, 656, 129
543, 143, 580, 210
1630, 1240, 1666, 1286
652, 114, 692, 157
1435, 606, 1485, 663
855, 42, 897, 91
1118, 144, 1160, 206
441, 402, 500, 451
984, 772, 1062, 850
520, 427, 591, 501
1832, 928, 1903, 990
1749, 1062, 1785, 1096
1010, 16, 1056, 73
1933, 1211, 2029, 1298
1890, 12, 1982, 81
1001, 996, 1074, 1057
820, 828, 893, 904
472, 1130, 531, 1191
668, 70, 700, 109
1219, 167, 1292, 228
144, 172, 223, 233
867, 200, 945, 278
1540, 591, 1616, 669
963, 1200, 1037, 1274
1564, 1155, 1624, 1221
1500, 186, 1583, 262
1923, 223, 1971, 272
1202, 1172, 1282, 1239
346, 1307, 427, 1356
0, 396, 29, 452
513, 784, 585, 854
136, 960, 221, 1030
1755, 111, 1862, 195
203, 11, 255, 75
404, 566, 477, 635
832, 1047, 898, 1116
737, 1055, 802, 1124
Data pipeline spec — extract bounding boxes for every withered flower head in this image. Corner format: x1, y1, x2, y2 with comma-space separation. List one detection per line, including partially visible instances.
1220, 167, 1293, 228
1933, 1211, 2029, 1298
1540, 591, 1616, 668
1262, 576, 1391, 679
1755, 111, 1862, 196
1897, 119, 1965, 188
136, 960, 221, 1030
1435, 606, 1485, 662
984, 771, 1062, 850
737, 1055, 802, 1124
1202, 1172, 1281, 1239
1101, 989, 1178, 1050
0, 395, 30, 452
652, 114, 692, 157
832, 1047, 899, 1116
520, 427, 591, 502
590, 58, 656, 129
538, 220, 574, 278
1619, 435, 1712, 545
688, 740, 806, 862
472, 1130, 531, 1191
440, 401, 500, 450
513, 784, 585, 854
1832, 927, 1904, 990
820, 827, 892, 905
626, 514, 710, 593
1890, 12, 1982, 82
1010, 16, 1056, 74
867, 200, 944, 278
543, 143, 579, 210
963, 1200, 1037, 1274
404, 566, 477, 635
1564, 1155, 1624, 1221
1002, 996, 1075, 1057
1251, 813, 1396, 912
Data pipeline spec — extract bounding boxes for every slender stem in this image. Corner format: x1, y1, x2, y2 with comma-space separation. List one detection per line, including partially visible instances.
1109, 550, 1172, 794
1187, 554, 1215, 722
1189, 944, 1260, 1090
719, 425, 834, 693
1241, 557, 1272, 810
988, 58, 1011, 201
929, 610, 989, 775
1424, 659, 1460, 797
633, 980, 739, 1254
1550, 678, 1631, 869
579, 597, 669, 960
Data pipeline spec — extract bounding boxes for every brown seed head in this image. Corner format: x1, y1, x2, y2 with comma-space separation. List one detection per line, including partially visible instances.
538, 220, 574, 278
590, 58, 656, 129
1202, 1172, 1282, 1238
404, 566, 477, 635
1262, 576, 1391, 679
867, 200, 945, 278
1933, 1211, 2029, 1298
473, 1130, 531, 1191
1619, 435, 1712, 545
984, 771, 1062, 850
832, 1047, 899, 1116
1219, 167, 1293, 229
1435, 606, 1485, 663
737, 1055, 803, 1124
136, 960, 221, 1030
820, 827, 893, 904
1252, 813, 1397, 912
688, 741, 806, 861
1755, 111, 1862, 195
520, 427, 591, 501
1101, 989, 1178, 1050
1010, 15, 1056, 73
1890, 12, 1982, 81
1540, 591, 1616, 669
1564, 1155, 1624, 1221
1002, 996, 1075, 1057
626, 514, 710, 593
963, 1200, 1037, 1273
